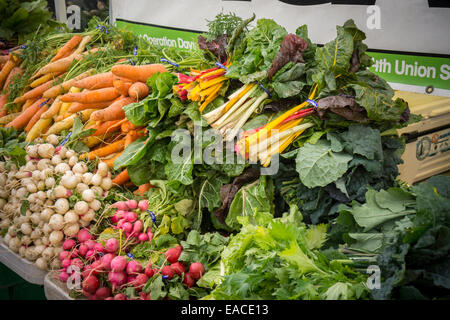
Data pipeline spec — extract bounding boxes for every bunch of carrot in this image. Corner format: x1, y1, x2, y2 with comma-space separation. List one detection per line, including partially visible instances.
173, 61, 230, 112
0, 52, 23, 120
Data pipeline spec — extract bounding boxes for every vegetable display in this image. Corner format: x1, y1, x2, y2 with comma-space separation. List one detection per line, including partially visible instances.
0, 12, 447, 301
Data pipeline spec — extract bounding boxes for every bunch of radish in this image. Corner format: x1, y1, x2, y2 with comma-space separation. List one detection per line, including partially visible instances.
110, 199, 153, 244
0, 134, 113, 270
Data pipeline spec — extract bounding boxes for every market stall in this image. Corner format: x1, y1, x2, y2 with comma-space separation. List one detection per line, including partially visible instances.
0, 1, 449, 302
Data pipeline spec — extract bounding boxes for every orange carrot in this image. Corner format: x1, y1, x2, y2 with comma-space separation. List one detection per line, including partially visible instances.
121, 120, 137, 133
68, 100, 115, 113
90, 97, 134, 122
80, 139, 126, 160
91, 119, 123, 136
3, 66, 23, 93
51, 35, 83, 62
133, 183, 153, 196
43, 69, 94, 98
0, 59, 15, 89
60, 87, 120, 104
102, 152, 122, 168
31, 53, 83, 79
113, 78, 133, 96
128, 82, 149, 100
73, 72, 114, 90
0, 95, 7, 117
14, 78, 60, 103
25, 104, 49, 131
22, 98, 37, 111
111, 64, 167, 83
112, 168, 130, 185
6, 98, 48, 130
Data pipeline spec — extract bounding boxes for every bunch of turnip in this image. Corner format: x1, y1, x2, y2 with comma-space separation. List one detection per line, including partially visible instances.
0, 134, 112, 270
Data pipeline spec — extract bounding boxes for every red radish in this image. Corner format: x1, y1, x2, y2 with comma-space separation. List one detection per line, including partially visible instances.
82, 289, 95, 299
78, 244, 89, 257
126, 260, 142, 274
71, 258, 84, 270
138, 200, 148, 211
122, 222, 132, 233
138, 233, 148, 242
144, 264, 154, 277
111, 215, 119, 223
133, 274, 148, 290
139, 291, 150, 300
77, 229, 92, 243
133, 220, 143, 234
161, 266, 175, 279
85, 249, 96, 260
105, 297, 114, 300
59, 251, 70, 261
91, 260, 104, 272
127, 275, 137, 284
116, 210, 126, 219
117, 219, 126, 229
126, 199, 138, 210
170, 262, 185, 276
62, 239, 76, 250
101, 253, 115, 270
112, 201, 128, 211
95, 287, 111, 300
94, 242, 105, 253
189, 262, 205, 279
111, 256, 127, 272
147, 230, 153, 242
85, 239, 96, 250
114, 293, 126, 300
165, 246, 182, 263
82, 275, 99, 294
125, 211, 138, 223
183, 272, 195, 288
70, 249, 78, 258
108, 271, 127, 287
59, 271, 69, 282
61, 258, 71, 268
105, 238, 119, 253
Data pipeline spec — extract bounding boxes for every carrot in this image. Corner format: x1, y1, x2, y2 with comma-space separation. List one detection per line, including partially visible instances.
121, 120, 137, 133
41, 97, 62, 119
125, 129, 145, 147
68, 100, 114, 113
111, 64, 167, 83
60, 87, 120, 104
5, 98, 48, 130
31, 53, 83, 79
82, 131, 116, 148
0, 56, 8, 65
14, 77, 60, 104
128, 82, 149, 100
26, 118, 53, 142
43, 69, 94, 98
0, 59, 15, 89
3, 66, 23, 93
21, 98, 37, 111
102, 152, 122, 168
0, 112, 20, 125
80, 139, 126, 160
73, 36, 92, 55
29, 72, 62, 88
51, 35, 83, 62
0, 95, 7, 117
90, 97, 134, 122
113, 78, 133, 96
25, 103, 50, 131
46, 108, 95, 135
91, 119, 123, 136
112, 169, 130, 185
133, 183, 152, 196
73, 72, 114, 90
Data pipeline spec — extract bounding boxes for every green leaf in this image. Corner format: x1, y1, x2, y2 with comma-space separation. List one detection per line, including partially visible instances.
295, 140, 352, 188
113, 135, 154, 170
20, 200, 29, 216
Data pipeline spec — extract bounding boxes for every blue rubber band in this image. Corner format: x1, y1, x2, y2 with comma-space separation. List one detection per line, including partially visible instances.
96, 24, 108, 34
160, 58, 179, 68
129, 58, 135, 66
127, 253, 134, 259
147, 210, 156, 224
133, 45, 138, 56
257, 82, 271, 98
59, 132, 72, 146
162, 275, 168, 280
215, 62, 228, 70
38, 98, 50, 108
306, 99, 318, 108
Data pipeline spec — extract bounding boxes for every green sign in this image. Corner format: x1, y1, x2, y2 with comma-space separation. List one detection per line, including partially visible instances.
115, 20, 450, 94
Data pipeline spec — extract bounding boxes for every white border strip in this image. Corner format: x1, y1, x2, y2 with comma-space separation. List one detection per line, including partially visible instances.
389, 82, 450, 97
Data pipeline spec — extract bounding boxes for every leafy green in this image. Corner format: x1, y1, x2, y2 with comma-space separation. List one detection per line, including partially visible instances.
0, 127, 27, 166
